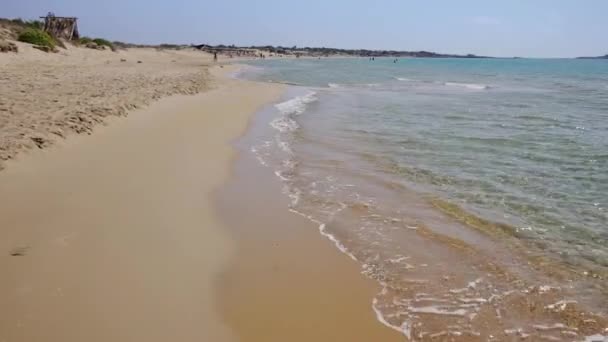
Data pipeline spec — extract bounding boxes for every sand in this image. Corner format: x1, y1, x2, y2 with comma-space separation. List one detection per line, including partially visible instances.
0, 42, 216, 170
0, 60, 283, 341
0, 41, 405, 341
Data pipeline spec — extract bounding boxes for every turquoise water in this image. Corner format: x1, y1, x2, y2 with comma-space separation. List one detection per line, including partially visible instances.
241, 58, 608, 339
245, 57, 608, 271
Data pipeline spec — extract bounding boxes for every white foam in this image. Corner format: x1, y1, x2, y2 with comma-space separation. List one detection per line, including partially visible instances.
282, 159, 297, 170
394, 77, 412, 82
409, 306, 468, 317
274, 170, 290, 181
318, 223, 357, 261
448, 278, 482, 294
288, 188, 301, 206
387, 256, 411, 264
538, 285, 560, 294
458, 297, 488, 304
328, 83, 341, 88
444, 82, 490, 90
467, 277, 483, 289
532, 323, 567, 331
276, 140, 292, 153
372, 296, 412, 339
250, 146, 268, 166
287, 208, 358, 262
544, 300, 577, 312
270, 116, 299, 133
274, 91, 318, 116
585, 334, 608, 342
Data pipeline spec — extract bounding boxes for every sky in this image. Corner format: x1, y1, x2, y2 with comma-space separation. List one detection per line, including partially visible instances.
3, 0, 607, 58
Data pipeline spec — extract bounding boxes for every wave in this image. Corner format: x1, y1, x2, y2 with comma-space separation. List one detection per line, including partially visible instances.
267, 80, 302, 86
274, 91, 318, 116
270, 91, 318, 133
394, 77, 413, 82
328, 83, 380, 89
230, 65, 265, 80
444, 82, 491, 90
270, 116, 299, 133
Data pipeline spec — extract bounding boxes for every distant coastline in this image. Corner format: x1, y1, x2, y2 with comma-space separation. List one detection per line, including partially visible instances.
577, 54, 608, 59
193, 44, 492, 58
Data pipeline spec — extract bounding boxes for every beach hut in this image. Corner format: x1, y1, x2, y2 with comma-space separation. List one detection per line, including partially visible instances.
40, 12, 79, 41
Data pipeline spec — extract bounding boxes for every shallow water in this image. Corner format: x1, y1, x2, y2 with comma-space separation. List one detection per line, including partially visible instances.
240, 58, 608, 340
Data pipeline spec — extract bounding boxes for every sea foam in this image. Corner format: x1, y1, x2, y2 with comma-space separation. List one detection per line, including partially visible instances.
444, 82, 490, 90
274, 91, 318, 116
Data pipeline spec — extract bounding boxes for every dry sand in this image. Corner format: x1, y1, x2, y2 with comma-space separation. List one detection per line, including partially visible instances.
0, 61, 283, 341
0, 42, 215, 170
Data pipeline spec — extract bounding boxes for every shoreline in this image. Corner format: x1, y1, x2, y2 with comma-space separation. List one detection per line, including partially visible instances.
214, 95, 404, 341
2, 46, 606, 341
225, 67, 608, 340
0, 62, 282, 341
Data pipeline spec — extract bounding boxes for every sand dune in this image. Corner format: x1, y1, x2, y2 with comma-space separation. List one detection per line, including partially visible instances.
0, 43, 215, 170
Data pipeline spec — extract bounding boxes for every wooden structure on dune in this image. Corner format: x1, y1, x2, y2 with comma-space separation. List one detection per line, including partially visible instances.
40, 12, 79, 40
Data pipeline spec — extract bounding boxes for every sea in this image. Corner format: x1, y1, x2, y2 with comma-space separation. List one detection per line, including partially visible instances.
237, 57, 608, 341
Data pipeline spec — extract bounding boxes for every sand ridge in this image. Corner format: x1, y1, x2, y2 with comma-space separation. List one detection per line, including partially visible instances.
0, 43, 216, 170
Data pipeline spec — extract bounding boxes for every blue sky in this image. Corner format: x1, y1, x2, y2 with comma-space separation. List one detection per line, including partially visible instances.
3, 0, 607, 57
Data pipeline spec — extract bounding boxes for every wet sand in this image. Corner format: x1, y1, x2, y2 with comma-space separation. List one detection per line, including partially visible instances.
216, 103, 404, 341
0, 65, 282, 342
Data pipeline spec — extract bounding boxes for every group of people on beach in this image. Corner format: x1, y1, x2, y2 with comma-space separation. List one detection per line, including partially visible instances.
367, 57, 399, 63
212, 51, 267, 62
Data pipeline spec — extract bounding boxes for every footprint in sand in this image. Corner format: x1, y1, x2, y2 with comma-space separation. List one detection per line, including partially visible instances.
9, 246, 29, 256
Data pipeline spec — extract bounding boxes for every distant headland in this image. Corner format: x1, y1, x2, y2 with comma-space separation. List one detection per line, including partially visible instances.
576, 54, 608, 59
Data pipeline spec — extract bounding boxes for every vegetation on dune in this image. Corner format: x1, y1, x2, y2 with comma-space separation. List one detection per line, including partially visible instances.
17, 28, 56, 49
79, 36, 93, 44
78, 36, 117, 51
112, 41, 129, 49
92, 38, 114, 50
10, 18, 44, 30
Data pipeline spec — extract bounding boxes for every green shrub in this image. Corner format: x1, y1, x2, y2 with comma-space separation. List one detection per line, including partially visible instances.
17, 28, 55, 48
8, 18, 43, 30
79, 36, 93, 44
24, 20, 44, 30
93, 38, 113, 48
10, 18, 25, 25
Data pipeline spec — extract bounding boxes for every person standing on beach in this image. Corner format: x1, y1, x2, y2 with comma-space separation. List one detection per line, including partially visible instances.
214, 52, 218, 62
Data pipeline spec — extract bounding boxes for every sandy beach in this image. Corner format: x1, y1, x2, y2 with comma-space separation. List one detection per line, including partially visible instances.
3, 24, 607, 341
0, 44, 279, 340
0, 42, 214, 170
0, 44, 403, 341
